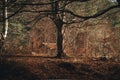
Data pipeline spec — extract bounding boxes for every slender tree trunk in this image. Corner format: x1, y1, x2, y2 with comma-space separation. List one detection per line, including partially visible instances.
3, 0, 8, 38
0, 0, 8, 53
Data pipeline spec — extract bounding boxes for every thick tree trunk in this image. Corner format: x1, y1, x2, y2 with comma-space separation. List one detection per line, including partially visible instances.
51, 1, 67, 58
56, 26, 63, 58
55, 19, 67, 58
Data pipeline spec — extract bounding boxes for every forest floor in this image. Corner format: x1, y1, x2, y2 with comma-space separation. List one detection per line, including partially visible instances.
0, 54, 120, 80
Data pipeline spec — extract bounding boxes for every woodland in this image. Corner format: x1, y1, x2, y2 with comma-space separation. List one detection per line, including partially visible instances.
0, 0, 120, 80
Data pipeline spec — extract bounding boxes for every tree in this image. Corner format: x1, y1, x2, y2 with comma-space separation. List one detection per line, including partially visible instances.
19, 0, 91, 58
0, 0, 8, 53
0, 0, 25, 53
3, 0, 8, 38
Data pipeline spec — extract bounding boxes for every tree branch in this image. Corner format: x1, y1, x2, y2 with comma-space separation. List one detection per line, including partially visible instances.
62, 5, 120, 20
0, 6, 24, 22
15, 0, 89, 6
0, 1, 119, 22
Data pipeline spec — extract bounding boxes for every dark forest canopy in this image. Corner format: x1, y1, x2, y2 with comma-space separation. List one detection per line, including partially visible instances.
0, 0, 120, 22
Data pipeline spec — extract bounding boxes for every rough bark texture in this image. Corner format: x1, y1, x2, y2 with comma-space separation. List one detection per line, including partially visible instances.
54, 17, 67, 58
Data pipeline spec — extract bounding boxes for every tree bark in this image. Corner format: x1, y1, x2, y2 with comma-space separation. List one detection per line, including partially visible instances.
56, 25, 63, 58
2, 0, 8, 38
51, 1, 67, 58
0, 0, 8, 53
55, 18, 67, 58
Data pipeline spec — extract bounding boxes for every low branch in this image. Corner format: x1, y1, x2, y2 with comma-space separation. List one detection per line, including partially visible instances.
0, 6, 24, 22
15, 0, 89, 6
62, 5, 120, 20
20, 10, 52, 13
0, 3, 119, 22
15, 0, 59, 6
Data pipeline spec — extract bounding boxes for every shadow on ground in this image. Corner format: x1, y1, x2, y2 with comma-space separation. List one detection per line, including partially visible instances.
0, 57, 120, 80
0, 58, 40, 80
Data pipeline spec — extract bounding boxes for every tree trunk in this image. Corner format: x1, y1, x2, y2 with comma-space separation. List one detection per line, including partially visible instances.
55, 18, 67, 58
0, 0, 8, 53
56, 26, 63, 58
2, 0, 8, 38
51, 1, 67, 58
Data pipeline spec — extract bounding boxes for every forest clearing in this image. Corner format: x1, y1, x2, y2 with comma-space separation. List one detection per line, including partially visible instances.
0, 0, 120, 80
0, 55, 120, 80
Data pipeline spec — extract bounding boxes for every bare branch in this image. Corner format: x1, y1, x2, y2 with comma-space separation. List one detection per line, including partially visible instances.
15, 0, 89, 6
20, 10, 52, 13
0, 6, 24, 22
61, 5, 120, 20
0, 0, 119, 22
